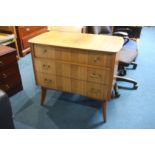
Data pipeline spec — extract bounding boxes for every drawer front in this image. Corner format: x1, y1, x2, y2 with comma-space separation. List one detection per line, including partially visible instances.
34, 58, 87, 81
0, 52, 16, 71
36, 72, 108, 100
37, 73, 57, 89
88, 53, 114, 67
0, 73, 21, 92
0, 63, 19, 81
34, 58, 55, 74
34, 45, 88, 64
18, 26, 46, 37
34, 45, 55, 59
86, 82, 108, 99
34, 58, 111, 84
87, 68, 111, 85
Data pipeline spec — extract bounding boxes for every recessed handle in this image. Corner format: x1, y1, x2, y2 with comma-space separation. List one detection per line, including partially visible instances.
90, 88, 100, 94
44, 78, 52, 83
90, 72, 101, 79
43, 49, 47, 53
5, 84, 10, 89
2, 73, 7, 79
42, 64, 50, 69
93, 57, 100, 63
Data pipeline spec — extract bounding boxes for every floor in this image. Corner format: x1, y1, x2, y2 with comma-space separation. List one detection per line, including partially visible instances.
10, 27, 155, 128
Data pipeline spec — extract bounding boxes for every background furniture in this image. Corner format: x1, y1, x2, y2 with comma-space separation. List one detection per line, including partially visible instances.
0, 26, 20, 58
0, 45, 23, 96
113, 26, 142, 39
29, 31, 123, 122
15, 26, 48, 56
0, 89, 14, 129
48, 26, 83, 33
83, 26, 138, 97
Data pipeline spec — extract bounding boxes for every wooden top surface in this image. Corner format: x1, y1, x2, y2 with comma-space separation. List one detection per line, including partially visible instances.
29, 31, 124, 53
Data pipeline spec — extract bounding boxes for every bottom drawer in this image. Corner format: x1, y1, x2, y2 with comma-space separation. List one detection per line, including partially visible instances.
0, 73, 22, 92
37, 73, 109, 100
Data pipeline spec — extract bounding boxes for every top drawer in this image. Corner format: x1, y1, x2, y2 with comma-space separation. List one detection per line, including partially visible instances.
33, 44, 115, 68
18, 26, 46, 37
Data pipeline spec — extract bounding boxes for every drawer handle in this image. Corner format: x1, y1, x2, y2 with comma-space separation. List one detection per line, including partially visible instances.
93, 57, 100, 63
2, 73, 7, 79
43, 49, 47, 53
44, 78, 52, 83
26, 27, 30, 31
5, 84, 10, 89
90, 88, 100, 94
90, 73, 101, 79
42, 64, 50, 69
0, 61, 4, 67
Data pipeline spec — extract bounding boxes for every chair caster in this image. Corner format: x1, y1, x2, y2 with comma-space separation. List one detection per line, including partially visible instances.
115, 92, 121, 98
133, 84, 138, 89
133, 64, 137, 70
112, 91, 120, 98
118, 69, 126, 76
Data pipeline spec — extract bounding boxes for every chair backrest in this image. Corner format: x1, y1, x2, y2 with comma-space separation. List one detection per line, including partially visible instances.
83, 26, 113, 35
0, 89, 14, 129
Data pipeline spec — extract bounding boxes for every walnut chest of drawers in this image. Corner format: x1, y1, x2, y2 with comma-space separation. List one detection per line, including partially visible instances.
29, 31, 123, 122
15, 26, 47, 56
0, 45, 23, 96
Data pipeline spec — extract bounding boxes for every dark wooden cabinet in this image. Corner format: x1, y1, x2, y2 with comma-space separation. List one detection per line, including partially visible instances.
15, 26, 47, 56
0, 45, 23, 96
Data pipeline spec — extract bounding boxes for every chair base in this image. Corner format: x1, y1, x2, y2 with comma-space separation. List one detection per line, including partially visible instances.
116, 76, 138, 90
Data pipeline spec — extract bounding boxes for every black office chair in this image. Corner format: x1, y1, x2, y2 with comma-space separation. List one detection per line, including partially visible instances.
82, 26, 138, 97
0, 89, 14, 129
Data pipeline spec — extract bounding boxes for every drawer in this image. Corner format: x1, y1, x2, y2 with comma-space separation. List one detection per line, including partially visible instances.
34, 58, 55, 74
37, 72, 56, 89
86, 82, 108, 100
34, 58, 112, 84
18, 26, 46, 37
34, 45, 56, 59
87, 67, 111, 85
34, 58, 87, 80
0, 52, 17, 71
34, 45, 88, 64
88, 53, 115, 68
0, 73, 21, 92
0, 63, 19, 81
36, 72, 108, 100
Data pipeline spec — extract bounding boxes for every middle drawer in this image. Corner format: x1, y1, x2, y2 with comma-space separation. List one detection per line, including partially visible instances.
34, 58, 111, 85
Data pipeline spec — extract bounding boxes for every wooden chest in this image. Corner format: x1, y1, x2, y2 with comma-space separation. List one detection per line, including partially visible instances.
15, 26, 47, 56
29, 31, 123, 122
0, 45, 23, 96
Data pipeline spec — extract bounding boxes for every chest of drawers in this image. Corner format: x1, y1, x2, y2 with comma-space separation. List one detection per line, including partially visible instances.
15, 26, 47, 56
0, 45, 23, 96
29, 31, 123, 122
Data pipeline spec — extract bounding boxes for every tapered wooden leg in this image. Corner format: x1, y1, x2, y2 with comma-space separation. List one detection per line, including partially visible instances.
41, 87, 47, 105
102, 100, 107, 123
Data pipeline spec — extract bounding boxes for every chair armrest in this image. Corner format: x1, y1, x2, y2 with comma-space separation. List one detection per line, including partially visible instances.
113, 31, 128, 37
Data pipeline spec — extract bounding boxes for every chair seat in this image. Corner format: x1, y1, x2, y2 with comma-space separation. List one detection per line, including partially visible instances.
119, 47, 138, 64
